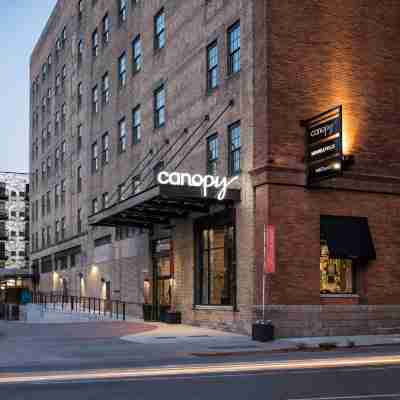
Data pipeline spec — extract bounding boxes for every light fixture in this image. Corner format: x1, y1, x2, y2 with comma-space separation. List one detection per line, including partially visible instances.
101, 277, 106, 283
78, 272, 83, 279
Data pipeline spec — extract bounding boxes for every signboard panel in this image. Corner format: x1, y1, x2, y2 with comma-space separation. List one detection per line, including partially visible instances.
304, 106, 343, 186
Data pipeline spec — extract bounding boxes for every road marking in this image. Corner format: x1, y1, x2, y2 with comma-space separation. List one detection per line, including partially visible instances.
289, 394, 400, 400
2, 355, 400, 385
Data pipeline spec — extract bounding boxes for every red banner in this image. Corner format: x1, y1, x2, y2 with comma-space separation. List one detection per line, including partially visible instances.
264, 225, 276, 274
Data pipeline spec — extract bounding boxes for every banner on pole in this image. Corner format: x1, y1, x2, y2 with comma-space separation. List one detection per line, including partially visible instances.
264, 224, 276, 274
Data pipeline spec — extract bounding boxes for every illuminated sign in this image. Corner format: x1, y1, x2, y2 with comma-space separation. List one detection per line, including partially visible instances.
157, 171, 239, 200
303, 106, 343, 186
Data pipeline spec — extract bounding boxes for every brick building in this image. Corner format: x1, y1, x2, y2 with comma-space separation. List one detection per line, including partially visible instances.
30, 0, 400, 336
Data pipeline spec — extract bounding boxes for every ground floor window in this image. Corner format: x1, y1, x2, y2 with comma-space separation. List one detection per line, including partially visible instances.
195, 210, 236, 306
320, 240, 354, 294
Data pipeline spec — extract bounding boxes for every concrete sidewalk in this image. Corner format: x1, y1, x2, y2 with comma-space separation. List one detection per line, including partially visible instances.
121, 322, 400, 356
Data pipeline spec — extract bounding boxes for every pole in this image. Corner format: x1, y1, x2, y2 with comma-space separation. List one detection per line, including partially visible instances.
262, 224, 266, 322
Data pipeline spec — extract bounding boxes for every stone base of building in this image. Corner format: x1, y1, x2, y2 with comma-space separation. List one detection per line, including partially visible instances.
258, 305, 400, 338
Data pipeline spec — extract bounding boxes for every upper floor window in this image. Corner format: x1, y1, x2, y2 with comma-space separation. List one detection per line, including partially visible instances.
102, 132, 110, 165
61, 103, 67, 128
118, 0, 127, 24
228, 21, 240, 75
92, 198, 99, 214
102, 192, 109, 209
92, 142, 99, 172
207, 41, 219, 90
92, 85, 99, 114
55, 147, 60, 170
55, 111, 61, 135
77, 124, 83, 152
102, 72, 110, 105
78, 40, 84, 66
207, 134, 218, 176
92, 29, 99, 57
77, 82, 83, 110
154, 84, 165, 128
132, 35, 142, 73
102, 13, 110, 44
61, 65, 67, 87
118, 52, 127, 88
61, 179, 66, 205
118, 117, 127, 153
55, 73, 61, 94
154, 8, 165, 50
77, 208, 82, 234
228, 122, 241, 175
48, 53, 52, 71
61, 26, 67, 48
77, 166, 82, 192
78, 0, 83, 20
61, 140, 67, 166
132, 105, 141, 144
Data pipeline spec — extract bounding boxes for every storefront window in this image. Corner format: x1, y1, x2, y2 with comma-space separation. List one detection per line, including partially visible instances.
195, 211, 236, 306
320, 240, 354, 294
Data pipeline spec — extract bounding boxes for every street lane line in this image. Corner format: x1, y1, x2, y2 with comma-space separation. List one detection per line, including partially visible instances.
2, 355, 400, 384
289, 394, 400, 400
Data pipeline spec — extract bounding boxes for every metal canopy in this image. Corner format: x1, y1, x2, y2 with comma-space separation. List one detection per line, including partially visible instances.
89, 184, 241, 229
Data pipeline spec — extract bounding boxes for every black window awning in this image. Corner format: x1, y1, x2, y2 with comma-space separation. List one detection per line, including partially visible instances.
89, 184, 241, 229
320, 215, 376, 260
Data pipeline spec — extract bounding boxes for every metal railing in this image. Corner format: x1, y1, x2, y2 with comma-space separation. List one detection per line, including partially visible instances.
32, 292, 127, 321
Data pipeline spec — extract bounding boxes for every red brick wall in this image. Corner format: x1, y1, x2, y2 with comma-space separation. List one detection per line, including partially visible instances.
252, 0, 400, 309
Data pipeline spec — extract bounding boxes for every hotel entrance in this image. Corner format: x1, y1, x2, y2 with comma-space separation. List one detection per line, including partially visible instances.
144, 238, 173, 321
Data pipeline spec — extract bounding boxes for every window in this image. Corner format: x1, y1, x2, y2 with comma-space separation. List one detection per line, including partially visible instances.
102, 132, 110, 165
55, 184, 60, 209
48, 53, 52, 71
132, 105, 141, 144
41, 228, 46, 248
132, 35, 141, 73
154, 8, 165, 50
77, 82, 83, 110
61, 26, 67, 48
228, 122, 241, 175
207, 41, 219, 90
61, 103, 67, 129
55, 111, 61, 135
42, 63, 47, 82
46, 191, 51, 214
61, 65, 67, 88
92, 85, 99, 114
92, 29, 99, 57
132, 175, 140, 195
55, 220, 60, 243
78, 40, 83, 66
320, 240, 354, 295
55, 74, 61, 95
61, 179, 66, 205
101, 13, 110, 46
207, 134, 218, 175
41, 162, 46, 181
228, 21, 240, 75
41, 195, 45, 217
47, 122, 51, 146
92, 142, 99, 172
61, 217, 66, 240
118, 118, 127, 153
61, 141, 66, 167
118, 0, 127, 24
118, 52, 127, 88
77, 124, 83, 152
41, 129, 46, 152
46, 226, 51, 246
47, 88, 52, 111
154, 84, 165, 128
102, 192, 109, 209
92, 198, 99, 214
42, 96, 46, 116
102, 72, 110, 105
77, 166, 82, 192
78, 0, 83, 20
11, 211, 16, 218
47, 156, 52, 178
77, 209, 82, 234
55, 147, 60, 170
195, 211, 236, 306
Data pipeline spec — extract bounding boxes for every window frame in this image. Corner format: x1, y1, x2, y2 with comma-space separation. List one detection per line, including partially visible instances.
227, 21, 241, 75
206, 134, 219, 176
132, 35, 142, 73
118, 52, 127, 88
207, 40, 219, 91
154, 8, 166, 51
132, 105, 141, 144
154, 84, 165, 129
228, 121, 241, 176
118, 117, 127, 153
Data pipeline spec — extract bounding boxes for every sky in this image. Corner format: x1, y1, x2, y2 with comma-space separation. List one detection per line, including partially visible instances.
0, 1, 57, 174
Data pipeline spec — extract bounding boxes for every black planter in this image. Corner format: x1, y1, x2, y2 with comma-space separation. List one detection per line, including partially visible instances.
165, 311, 181, 324
252, 322, 274, 342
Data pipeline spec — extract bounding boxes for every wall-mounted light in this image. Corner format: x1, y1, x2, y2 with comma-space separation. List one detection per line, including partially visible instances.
78, 272, 83, 279
100, 277, 106, 283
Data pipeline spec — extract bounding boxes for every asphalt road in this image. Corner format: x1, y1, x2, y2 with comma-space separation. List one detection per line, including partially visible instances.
2, 360, 400, 400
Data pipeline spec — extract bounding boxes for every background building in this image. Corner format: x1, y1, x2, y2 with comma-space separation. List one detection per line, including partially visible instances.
0, 172, 29, 271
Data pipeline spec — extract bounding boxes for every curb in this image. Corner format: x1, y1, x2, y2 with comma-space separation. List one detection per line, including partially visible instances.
190, 342, 400, 357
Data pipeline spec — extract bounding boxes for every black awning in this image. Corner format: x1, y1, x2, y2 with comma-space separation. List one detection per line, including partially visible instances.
320, 215, 376, 260
89, 184, 241, 229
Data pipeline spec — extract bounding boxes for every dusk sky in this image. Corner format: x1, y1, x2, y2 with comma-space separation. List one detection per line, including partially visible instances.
0, 1, 57, 173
